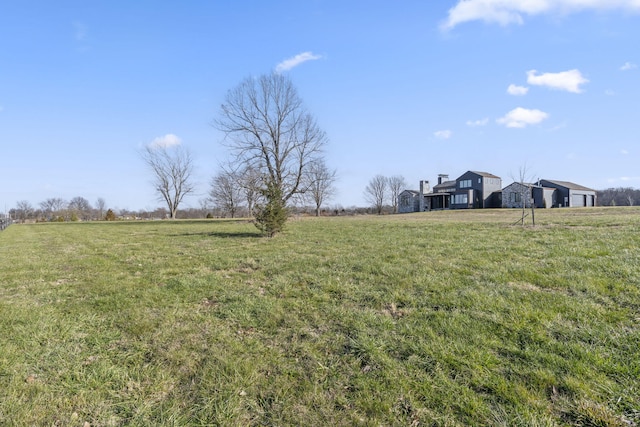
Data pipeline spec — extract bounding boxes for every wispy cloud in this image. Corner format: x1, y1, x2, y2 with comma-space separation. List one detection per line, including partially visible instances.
497, 107, 549, 128
73, 21, 87, 41
442, 0, 640, 30
609, 175, 640, 183
621, 62, 638, 71
621, 149, 629, 155
526, 69, 588, 93
605, 89, 616, 96
275, 52, 323, 73
149, 134, 182, 149
507, 84, 529, 96
434, 130, 453, 139
466, 118, 488, 127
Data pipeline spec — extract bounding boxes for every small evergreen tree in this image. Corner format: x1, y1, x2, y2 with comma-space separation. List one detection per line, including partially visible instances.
254, 180, 288, 237
105, 209, 117, 221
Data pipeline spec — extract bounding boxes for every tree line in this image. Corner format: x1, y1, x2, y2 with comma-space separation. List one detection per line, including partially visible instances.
597, 187, 640, 206
11, 197, 107, 223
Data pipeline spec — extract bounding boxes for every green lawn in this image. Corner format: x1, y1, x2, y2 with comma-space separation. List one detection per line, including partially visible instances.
1, 208, 639, 426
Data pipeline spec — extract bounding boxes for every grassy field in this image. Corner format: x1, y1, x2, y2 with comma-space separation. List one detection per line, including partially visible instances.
0, 208, 639, 426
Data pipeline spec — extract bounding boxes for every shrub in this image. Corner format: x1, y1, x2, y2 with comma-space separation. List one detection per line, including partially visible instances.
105, 209, 116, 221
253, 180, 288, 237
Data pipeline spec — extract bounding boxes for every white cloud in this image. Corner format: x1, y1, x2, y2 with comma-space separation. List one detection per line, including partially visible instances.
605, 89, 616, 96
442, 0, 640, 30
149, 134, 182, 149
466, 118, 489, 127
434, 130, 453, 139
621, 149, 629, 155
497, 107, 549, 128
507, 84, 529, 96
526, 69, 588, 93
621, 62, 638, 71
275, 52, 323, 73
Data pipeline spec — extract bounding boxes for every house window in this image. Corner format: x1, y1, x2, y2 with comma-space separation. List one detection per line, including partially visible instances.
459, 179, 472, 188
511, 192, 521, 203
478, 178, 481, 184
454, 194, 468, 204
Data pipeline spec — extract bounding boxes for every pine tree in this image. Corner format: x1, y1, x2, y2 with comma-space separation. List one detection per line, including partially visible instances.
254, 180, 288, 237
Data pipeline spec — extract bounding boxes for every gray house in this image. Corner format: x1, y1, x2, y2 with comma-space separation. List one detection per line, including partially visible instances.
398, 171, 502, 212
503, 182, 533, 209
502, 180, 596, 208
450, 171, 502, 209
537, 180, 596, 207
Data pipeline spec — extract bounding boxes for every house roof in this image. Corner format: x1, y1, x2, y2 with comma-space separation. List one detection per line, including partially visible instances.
502, 182, 534, 190
470, 171, 501, 179
540, 179, 595, 192
400, 190, 420, 196
433, 180, 456, 189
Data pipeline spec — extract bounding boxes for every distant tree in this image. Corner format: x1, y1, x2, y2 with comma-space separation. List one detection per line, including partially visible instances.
95, 197, 106, 220
15, 200, 34, 223
198, 198, 211, 218
215, 73, 328, 234
364, 175, 388, 215
40, 198, 66, 221
511, 164, 536, 226
141, 143, 196, 219
254, 180, 288, 237
239, 165, 262, 216
304, 159, 337, 217
209, 169, 244, 218
387, 175, 407, 214
105, 209, 116, 221
68, 196, 92, 221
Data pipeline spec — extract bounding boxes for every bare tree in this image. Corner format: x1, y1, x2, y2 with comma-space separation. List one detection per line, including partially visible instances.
68, 196, 92, 221
95, 197, 106, 220
304, 159, 337, 216
387, 175, 407, 213
15, 200, 34, 223
215, 73, 328, 210
239, 165, 262, 216
364, 175, 388, 215
40, 197, 66, 221
209, 169, 245, 218
141, 143, 196, 219
511, 164, 536, 226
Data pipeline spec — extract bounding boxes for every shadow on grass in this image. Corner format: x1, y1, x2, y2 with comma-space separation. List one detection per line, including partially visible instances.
173, 231, 263, 239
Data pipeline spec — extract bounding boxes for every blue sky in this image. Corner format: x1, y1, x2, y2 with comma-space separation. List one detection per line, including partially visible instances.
1, 0, 639, 212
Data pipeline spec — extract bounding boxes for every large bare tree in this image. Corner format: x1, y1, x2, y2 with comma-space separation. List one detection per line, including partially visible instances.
141, 143, 196, 219
215, 73, 328, 205
364, 175, 388, 215
304, 159, 337, 216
